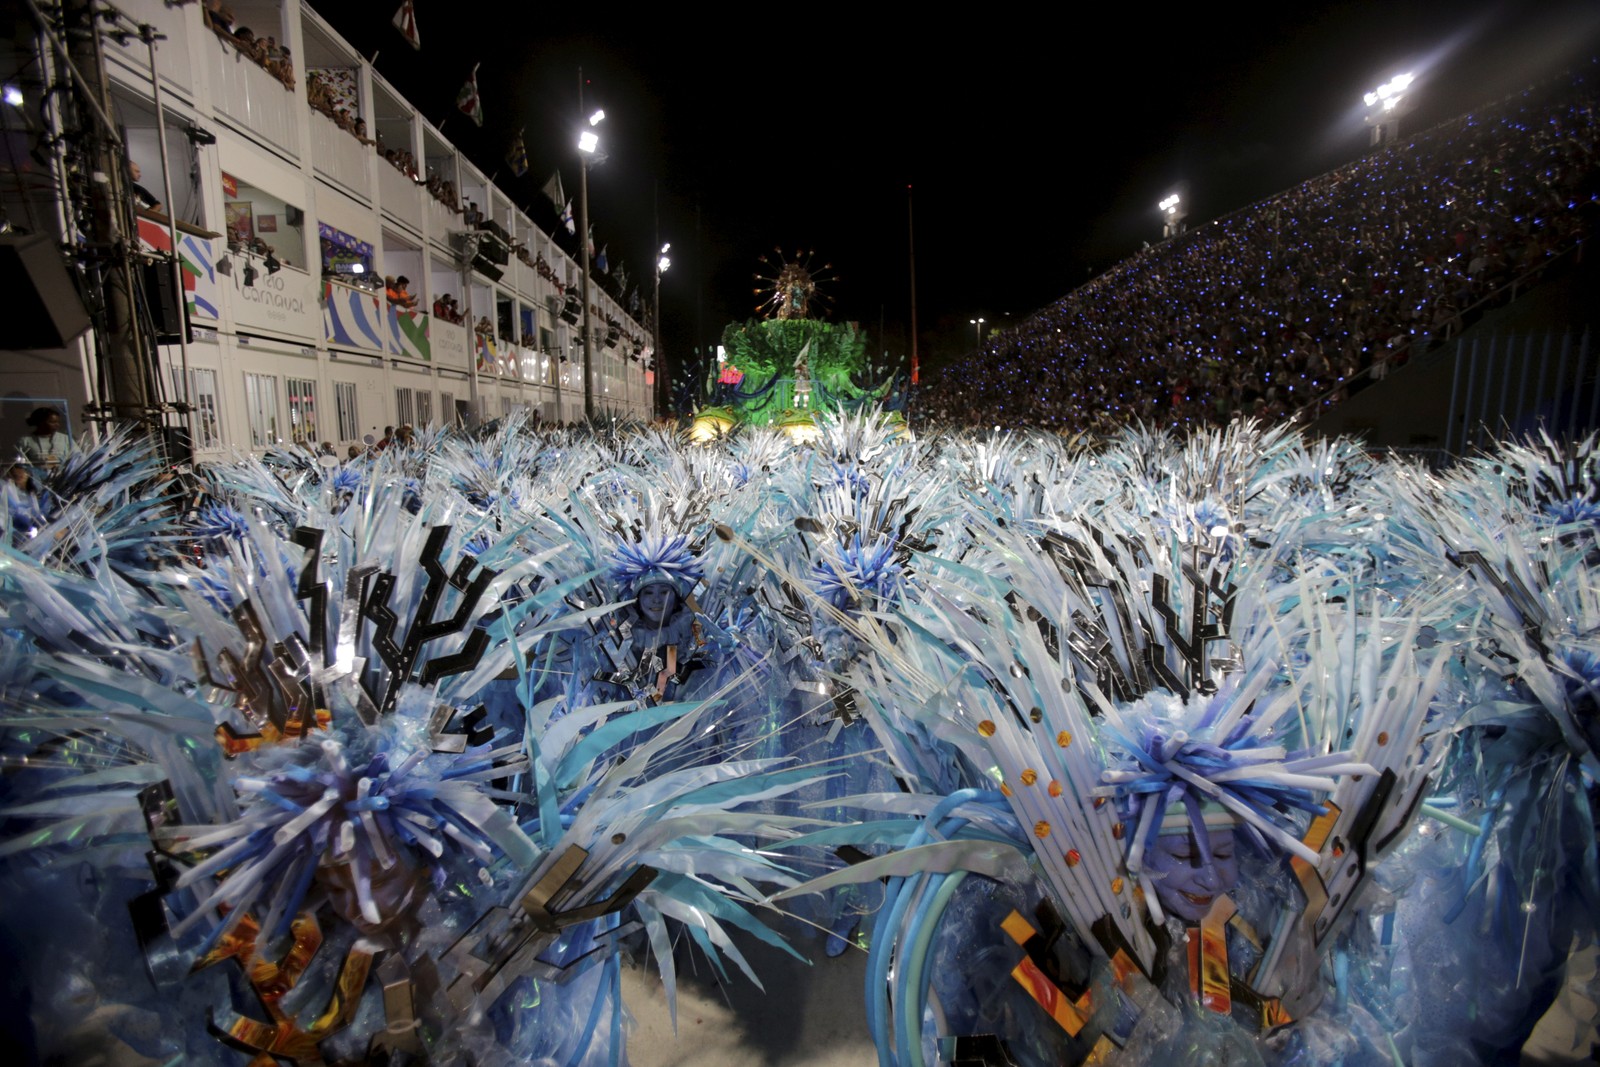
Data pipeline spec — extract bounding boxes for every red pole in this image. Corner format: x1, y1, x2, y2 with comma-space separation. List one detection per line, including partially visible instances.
907, 183, 918, 385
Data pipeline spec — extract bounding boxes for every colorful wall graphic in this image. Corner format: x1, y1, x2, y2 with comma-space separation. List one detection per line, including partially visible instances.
476, 334, 499, 374
137, 217, 218, 321
388, 306, 431, 362
324, 280, 385, 351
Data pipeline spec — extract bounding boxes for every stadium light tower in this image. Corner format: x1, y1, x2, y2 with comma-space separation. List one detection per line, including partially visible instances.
654, 243, 670, 418
970, 317, 986, 349
1363, 72, 1415, 147
577, 89, 605, 419
1159, 193, 1186, 239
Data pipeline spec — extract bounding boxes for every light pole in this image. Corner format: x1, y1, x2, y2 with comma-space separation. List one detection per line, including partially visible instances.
970, 316, 985, 350
654, 242, 670, 421
577, 81, 604, 421
1159, 193, 1186, 239
1364, 72, 1415, 147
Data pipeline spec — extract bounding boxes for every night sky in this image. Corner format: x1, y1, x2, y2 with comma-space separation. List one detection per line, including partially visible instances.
317, 1, 1600, 384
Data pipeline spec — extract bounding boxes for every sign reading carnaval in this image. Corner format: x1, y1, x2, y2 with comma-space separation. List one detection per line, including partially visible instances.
235, 265, 318, 337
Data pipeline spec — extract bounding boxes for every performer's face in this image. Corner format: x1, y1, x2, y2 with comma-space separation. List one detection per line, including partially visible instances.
1146, 827, 1239, 922
637, 583, 677, 625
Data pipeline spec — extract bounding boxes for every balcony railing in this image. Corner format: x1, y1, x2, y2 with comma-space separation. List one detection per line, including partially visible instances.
378, 163, 422, 229
431, 317, 469, 369
107, 2, 193, 95
205, 37, 300, 160
323, 276, 386, 352
310, 111, 370, 197
234, 262, 318, 340
425, 194, 458, 242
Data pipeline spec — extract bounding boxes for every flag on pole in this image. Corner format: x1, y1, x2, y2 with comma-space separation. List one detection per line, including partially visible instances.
392, 0, 420, 49
616, 263, 629, 293
505, 130, 528, 177
542, 171, 565, 211
597, 244, 609, 274
455, 64, 482, 126
586, 223, 595, 259
560, 199, 575, 235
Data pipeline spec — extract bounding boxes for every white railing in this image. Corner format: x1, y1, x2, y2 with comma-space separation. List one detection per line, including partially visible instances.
232, 262, 319, 340
205, 37, 300, 159
378, 163, 423, 229
310, 111, 370, 196
431, 318, 469, 369
108, 2, 194, 95
425, 194, 458, 242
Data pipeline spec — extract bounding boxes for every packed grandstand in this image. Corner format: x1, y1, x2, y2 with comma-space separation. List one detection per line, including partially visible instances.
918, 71, 1600, 434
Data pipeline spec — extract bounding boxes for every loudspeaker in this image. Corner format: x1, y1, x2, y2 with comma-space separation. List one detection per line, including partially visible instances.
162, 424, 194, 466
470, 254, 504, 282
142, 261, 187, 344
0, 234, 92, 349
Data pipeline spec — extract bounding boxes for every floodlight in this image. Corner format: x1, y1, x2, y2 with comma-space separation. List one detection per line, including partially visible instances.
2, 85, 22, 107
589, 109, 605, 126
578, 130, 599, 154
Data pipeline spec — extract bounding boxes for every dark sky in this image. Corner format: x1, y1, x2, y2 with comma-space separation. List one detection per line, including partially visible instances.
318, 1, 1600, 381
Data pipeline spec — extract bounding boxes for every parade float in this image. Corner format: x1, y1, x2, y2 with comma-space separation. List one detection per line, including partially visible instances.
688, 250, 906, 441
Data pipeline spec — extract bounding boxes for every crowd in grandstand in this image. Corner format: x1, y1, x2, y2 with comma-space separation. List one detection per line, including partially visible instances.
202, 1, 295, 89
919, 76, 1599, 432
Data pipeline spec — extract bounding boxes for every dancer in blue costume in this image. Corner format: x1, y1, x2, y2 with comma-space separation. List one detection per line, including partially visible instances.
590, 541, 725, 705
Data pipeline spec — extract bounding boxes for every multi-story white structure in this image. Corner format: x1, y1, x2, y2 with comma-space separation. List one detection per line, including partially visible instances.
6, 0, 653, 460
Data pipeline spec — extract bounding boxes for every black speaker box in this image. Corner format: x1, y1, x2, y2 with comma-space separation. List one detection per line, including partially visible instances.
142, 261, 188, 344
162, 424, 194, 466
0, 234, 92, 350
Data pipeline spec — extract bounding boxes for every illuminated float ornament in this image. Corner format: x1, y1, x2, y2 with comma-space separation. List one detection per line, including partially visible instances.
754, 247, 836, 321
777, 407, 821, 444
688, 405, 738, 442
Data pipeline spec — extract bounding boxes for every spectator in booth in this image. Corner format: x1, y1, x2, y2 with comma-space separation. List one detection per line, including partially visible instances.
18, 407, 73, 472
394, 424, 415, 449
377, 426, 395, 451
385, 276, 419, 310
233, 27, 261, 60
127, 159, 163, 215
353, 118, 376, 147
202, 0, 235, 35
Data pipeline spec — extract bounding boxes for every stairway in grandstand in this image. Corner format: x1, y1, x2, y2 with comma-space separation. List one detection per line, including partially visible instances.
1307, 248, 1600, 461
